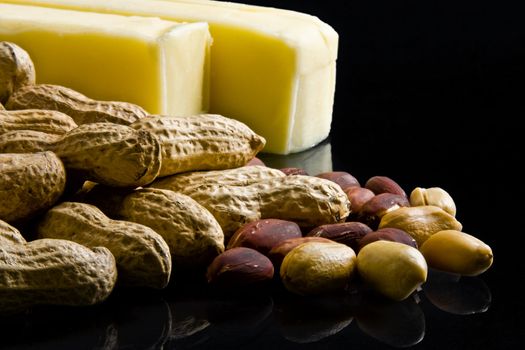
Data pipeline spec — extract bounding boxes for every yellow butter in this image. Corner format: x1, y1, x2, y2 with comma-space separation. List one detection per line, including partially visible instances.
2, 0, 339, 154
0, 3, 211, 115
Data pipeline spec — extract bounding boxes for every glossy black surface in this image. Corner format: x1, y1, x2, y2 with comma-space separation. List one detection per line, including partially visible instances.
2, 0, 524, 348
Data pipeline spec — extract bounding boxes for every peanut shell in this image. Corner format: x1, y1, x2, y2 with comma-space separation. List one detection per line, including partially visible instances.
6, 84, 147, 125
38, 202, 171, 288
0, 152, 65, 223
0, 42, 35, 104
0, 130, 60, 153
151, 165, 284, 193
53, 123, 162, 187
131, 114, 266, 177
0, 219, 26, 245
162, 175, 350, 241
116, 188, 225, 268
0, 236, 117, 312
0, 109, 77, 135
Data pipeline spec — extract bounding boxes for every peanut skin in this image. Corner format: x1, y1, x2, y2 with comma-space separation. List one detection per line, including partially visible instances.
6, 84, 148, 125
227, 219, 302, 255
131, 114, 266, 177
38, 202, 172, 289
206, 247, 274, 287
0, 152, 65, 223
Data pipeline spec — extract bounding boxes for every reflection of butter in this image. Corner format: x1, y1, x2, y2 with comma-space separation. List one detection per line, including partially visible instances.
1, 0, 338, 154
259, 139, 333, 175
0, 3, 210, 115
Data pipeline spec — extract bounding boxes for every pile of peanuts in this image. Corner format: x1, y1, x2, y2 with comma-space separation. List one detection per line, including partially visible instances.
0, 41, 493, 313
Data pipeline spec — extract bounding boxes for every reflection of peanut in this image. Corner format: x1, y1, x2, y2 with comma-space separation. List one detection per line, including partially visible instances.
6, 84, 148, 125
155, 175, 350, 241
0, 42, 35, 104
38, 202, 172, 289
0, 151, 65, 223
0, 123, 162, 187
0, 219, 117, 312
0, 109, 77, 135
131, 114, 266, 177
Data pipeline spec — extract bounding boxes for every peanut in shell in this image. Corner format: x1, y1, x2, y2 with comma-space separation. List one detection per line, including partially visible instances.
0, 151, 65, 223
0, 109, 77, 135
6, 83, 147, 125
1, 219, 117, 312
131, 114, 266, 177
151, 165, 284, 194
53, 122, 162, 187
117, 188, 225, 268
0, 41, 35, 104
38, 202, 171, 289
0, 130, 60, 153
0, 218, 26, 245
160, 175, 350, 241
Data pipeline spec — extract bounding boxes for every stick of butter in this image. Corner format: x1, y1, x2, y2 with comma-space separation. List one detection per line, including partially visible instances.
0, 3, 211, 115
1, 0, 339, 154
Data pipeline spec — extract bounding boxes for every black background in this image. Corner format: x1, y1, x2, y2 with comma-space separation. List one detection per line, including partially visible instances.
238, 0, 525, 348
2, 0, 525, 349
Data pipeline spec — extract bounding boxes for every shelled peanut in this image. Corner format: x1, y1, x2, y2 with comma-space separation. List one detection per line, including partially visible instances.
204, 170, 493, 301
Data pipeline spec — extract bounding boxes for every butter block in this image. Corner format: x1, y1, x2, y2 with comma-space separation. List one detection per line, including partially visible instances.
1, 0, 339, 154
0, 3, 211, 115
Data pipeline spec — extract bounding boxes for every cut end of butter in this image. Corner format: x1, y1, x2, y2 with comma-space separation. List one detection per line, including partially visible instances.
0, 3, 211, 116
1, 0, 338, 154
